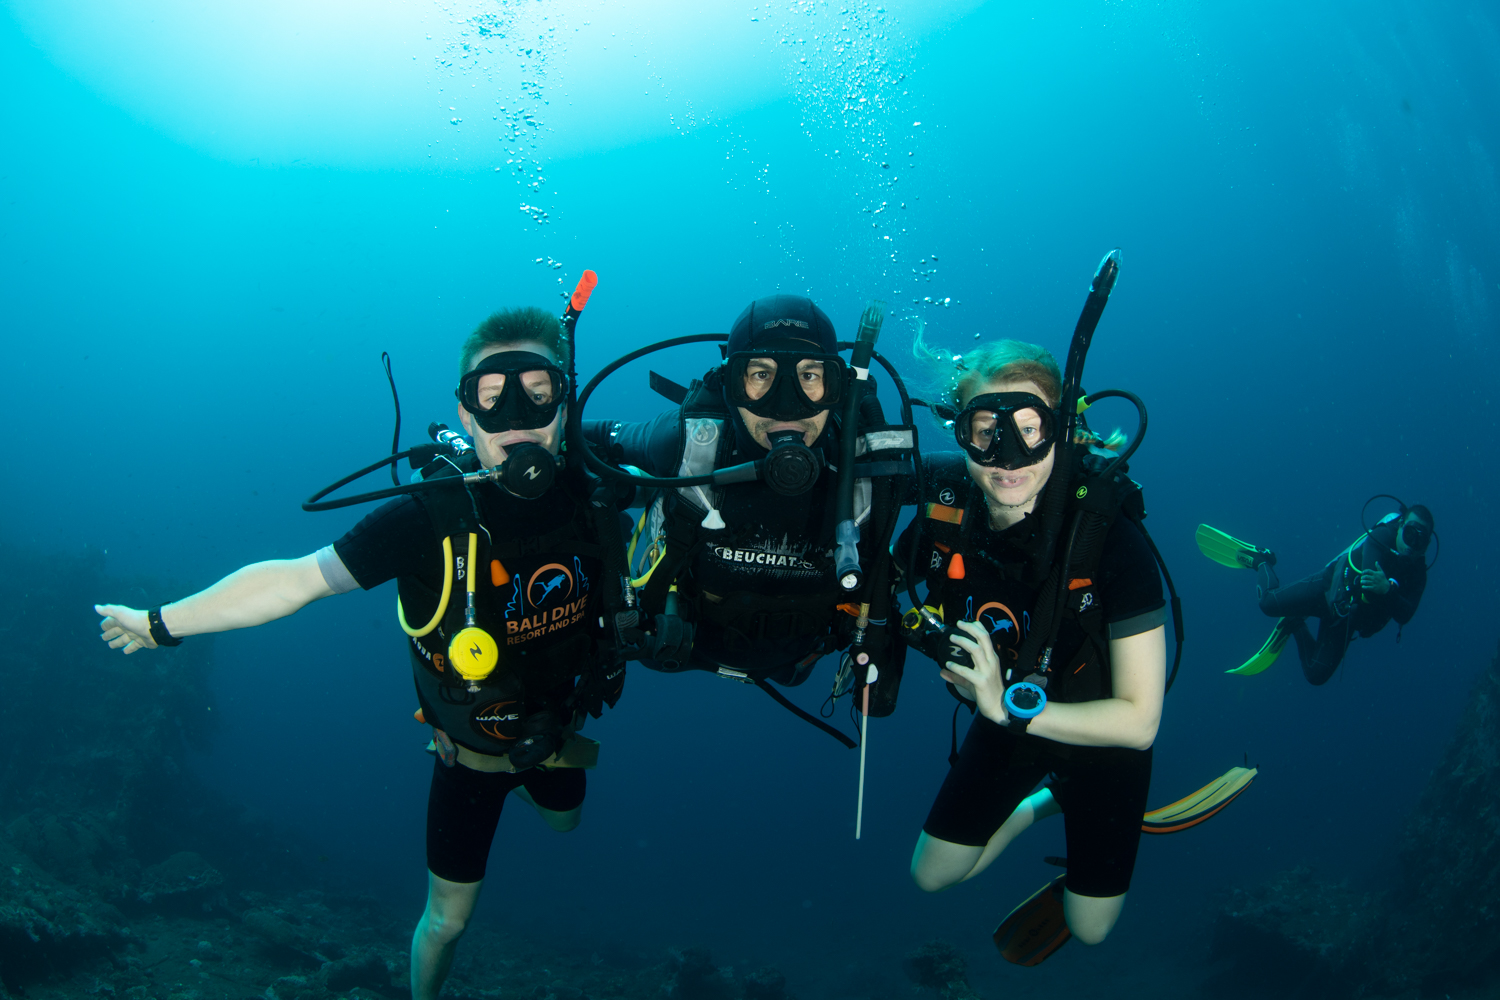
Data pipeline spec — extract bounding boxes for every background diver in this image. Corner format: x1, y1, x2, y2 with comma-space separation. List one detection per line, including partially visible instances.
94, 304, 624, 1000
1197, 500, 1434, 684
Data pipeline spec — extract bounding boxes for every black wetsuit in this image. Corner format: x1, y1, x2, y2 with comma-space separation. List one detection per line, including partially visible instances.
1256, 520, 1427, 686
332, 485, 599, 882
588, 410, 869, 685
899, 490, 1166, 898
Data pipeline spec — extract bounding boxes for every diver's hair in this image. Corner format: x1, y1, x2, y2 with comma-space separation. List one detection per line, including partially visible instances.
911, 319, 1063, 409
1406, 504, 1434, 530
458, 306, 570, 379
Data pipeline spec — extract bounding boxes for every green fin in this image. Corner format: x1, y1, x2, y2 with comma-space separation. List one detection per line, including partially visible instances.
993, 874, 1070, 967
1227, 619, 1292, 676
1141, 765, 1258, 833
1195, 524, 1263, 570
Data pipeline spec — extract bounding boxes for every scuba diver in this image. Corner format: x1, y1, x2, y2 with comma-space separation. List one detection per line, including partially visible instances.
1197, 500, 1435, 684
578, 293, 913, 744
896, 252, 1254, 966
94, 285, 626, 1000
899, 334, 1165, 953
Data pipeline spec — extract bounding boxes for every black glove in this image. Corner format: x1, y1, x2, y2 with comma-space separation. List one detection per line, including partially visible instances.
647, 613, 695, 671
508, 711, 563, 771
574, 659, 626, 720
852, 618, 907, 718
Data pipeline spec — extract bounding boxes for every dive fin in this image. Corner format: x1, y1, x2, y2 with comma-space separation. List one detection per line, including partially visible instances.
993, 874, 1070, 966
1195, 524, 1265, 570
1141, 765, 1258, 834
1226, 619, 1292, 676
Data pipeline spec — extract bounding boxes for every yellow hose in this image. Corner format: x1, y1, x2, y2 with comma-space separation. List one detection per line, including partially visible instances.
398, 535, 454, 637
628, 510, 668, 590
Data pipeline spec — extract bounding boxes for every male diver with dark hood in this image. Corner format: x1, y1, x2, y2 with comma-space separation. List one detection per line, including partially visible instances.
580, 293, 910, 740
94, 295, 624, 1000
1197, 499, 1434, 683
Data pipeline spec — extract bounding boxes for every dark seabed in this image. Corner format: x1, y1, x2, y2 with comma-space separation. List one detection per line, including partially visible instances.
2, 1, 1498, 999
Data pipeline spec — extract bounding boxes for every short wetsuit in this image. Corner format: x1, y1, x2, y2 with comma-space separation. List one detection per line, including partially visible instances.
901, 502, 1165, 898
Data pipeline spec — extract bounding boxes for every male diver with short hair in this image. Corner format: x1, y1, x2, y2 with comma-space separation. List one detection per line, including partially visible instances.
95, 302, 624, 1000
581, 293, 909, 739
898, 334, 1166, 957
1197, 501, 1434, 683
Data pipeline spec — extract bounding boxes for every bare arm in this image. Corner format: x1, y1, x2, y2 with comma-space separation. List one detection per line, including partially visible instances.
96, 553, 337, 654
943, 621, 1166, 751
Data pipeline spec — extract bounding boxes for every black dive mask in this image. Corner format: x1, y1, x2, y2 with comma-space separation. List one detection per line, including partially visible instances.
953, 392, 1059, 470
725, 350, 847, 421
457, 351, 567, 434
1400, 518, 1431, 552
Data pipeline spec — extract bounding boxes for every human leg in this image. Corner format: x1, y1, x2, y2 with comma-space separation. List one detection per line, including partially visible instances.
1052, 746, 1153, 945
414, 760, 518, 1000
911, 715, 1049, 891
1258, 568, 1330, 620
1301, 617, 1352, 686
514, 767, 586, 832
411, 873, 482, 1000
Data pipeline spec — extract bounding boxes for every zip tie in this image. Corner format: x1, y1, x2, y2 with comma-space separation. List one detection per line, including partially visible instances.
853, 366, 871, 380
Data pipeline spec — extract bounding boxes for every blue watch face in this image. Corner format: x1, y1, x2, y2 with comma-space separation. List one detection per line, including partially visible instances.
1005, 681, 1047, 720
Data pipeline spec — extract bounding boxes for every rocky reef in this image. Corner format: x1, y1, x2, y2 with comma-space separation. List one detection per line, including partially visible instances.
1210, 640, 1500, 998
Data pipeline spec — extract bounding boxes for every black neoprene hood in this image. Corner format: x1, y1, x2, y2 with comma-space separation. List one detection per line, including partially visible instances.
728, 294, 837, 355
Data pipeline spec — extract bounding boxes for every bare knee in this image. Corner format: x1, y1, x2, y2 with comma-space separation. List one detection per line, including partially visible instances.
910, 862, 955, 893
538, 807, 581, 833
1071, 922, 1113, 946
421, 908, 468, 947
1063, 891, 1124, 945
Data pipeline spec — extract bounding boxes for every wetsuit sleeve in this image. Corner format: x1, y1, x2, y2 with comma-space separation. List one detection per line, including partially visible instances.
1100, 517, 1167, 639
581, 412, 682, 476
331, 496, 438, 590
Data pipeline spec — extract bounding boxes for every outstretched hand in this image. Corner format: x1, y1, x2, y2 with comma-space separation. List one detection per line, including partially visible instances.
940, 619, 1009, 726
95, 605, 157, 655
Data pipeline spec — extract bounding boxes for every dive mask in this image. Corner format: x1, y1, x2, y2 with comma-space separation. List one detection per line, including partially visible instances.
953, 392, 1059, 469
725, 350, 847, 421
457, 351, 566, 434
1400, 518, 1432, 552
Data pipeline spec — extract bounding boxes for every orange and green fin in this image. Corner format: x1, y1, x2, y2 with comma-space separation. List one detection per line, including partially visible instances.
1141, 765, 1257, 834
993, 874, 1070, 966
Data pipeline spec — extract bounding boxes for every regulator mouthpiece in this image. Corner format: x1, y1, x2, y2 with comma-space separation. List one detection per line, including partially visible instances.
763, 430, 821, 496
498, 442, 558, 499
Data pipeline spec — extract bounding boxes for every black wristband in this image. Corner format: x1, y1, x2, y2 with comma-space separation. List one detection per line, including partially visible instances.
147, 607, 183, 647
1005, 715, 1031, 734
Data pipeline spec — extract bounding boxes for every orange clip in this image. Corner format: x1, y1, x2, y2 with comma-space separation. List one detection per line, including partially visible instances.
947, 553, 967, 580
413, 708, 427, 725
1068, 578, 1093, 591
491, 560, 511, 586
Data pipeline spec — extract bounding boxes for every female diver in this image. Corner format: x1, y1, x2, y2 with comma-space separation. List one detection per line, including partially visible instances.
900, 338, 1167, 949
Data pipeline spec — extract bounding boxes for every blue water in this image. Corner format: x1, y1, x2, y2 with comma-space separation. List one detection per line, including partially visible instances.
2, 0, 1496, 994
